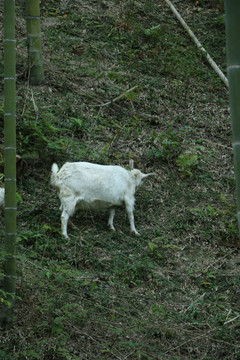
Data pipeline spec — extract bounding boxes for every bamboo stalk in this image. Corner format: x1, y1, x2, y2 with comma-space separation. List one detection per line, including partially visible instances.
224, 0, 240, 243
25, 0, 44, 85
0, 0, 17, 330
165, 0, 228, 87
90, 85, 139, 107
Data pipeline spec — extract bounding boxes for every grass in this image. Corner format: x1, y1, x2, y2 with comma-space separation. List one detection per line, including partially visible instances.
0, 0, 240, 359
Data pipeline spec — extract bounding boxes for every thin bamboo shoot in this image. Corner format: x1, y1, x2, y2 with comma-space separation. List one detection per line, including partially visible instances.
165, 0, 228, 87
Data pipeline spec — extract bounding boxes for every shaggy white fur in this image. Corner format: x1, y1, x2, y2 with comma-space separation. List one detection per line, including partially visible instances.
0, 188, 5, 210
51, 162, 154, 239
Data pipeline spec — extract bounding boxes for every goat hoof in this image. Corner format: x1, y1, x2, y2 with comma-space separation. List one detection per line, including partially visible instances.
131, 231, 140, 236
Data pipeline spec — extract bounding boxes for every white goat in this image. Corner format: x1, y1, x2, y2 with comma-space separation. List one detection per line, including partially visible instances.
0, 188, 5, 211
51, 162, 154, 239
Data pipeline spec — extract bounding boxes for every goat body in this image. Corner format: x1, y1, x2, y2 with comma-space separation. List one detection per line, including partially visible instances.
0, 188, 5, 211
51, 162, 154, 238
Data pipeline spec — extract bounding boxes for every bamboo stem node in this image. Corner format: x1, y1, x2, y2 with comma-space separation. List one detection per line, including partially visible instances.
4, 275, 18, 279
26, 16, 41, 19
28, 34, 42, 38
228, 65, 240, 70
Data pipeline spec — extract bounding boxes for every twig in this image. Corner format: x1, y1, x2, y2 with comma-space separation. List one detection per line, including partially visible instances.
66, 323, 123, 360
121, 349, 137, 360
164, 0, 229, 87
208, 335, 240, 348
196, 252, 232, 278
31, 89, 39, 119
224, 314, 240, 325
164, 330, 214, 354
21, 88, 39, 120
202, 138, 232, 151
89, 85, 139, 107
185, 292, 206, 313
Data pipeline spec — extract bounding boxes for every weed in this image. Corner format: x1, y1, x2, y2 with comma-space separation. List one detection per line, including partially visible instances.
0, 289, 21, 308
176, 151, 200, 177
148, 129, 182, 162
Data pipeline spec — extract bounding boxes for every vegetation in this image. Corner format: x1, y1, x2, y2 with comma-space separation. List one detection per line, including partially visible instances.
0, 0, 239, 358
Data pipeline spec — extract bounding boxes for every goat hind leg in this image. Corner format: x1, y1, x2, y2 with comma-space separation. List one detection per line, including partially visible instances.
125, 199, 139, 236
61, 209, 70, 239
108, 208, 116, 231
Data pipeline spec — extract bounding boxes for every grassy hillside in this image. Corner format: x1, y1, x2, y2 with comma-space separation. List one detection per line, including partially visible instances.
1, 0, 240, 359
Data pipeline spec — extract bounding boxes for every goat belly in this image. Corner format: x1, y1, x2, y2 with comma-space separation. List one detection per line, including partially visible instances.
76, 199, 122, 210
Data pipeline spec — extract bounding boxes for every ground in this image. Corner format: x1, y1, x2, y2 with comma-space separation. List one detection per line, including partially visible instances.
0, 0, 240, 359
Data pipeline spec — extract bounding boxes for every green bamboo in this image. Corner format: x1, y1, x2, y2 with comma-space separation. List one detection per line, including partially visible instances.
25, 0, 44, 85
0, 0, 17, 330
224, 0, 240, 242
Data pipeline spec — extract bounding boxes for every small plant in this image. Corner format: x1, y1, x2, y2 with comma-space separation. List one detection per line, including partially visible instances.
176, 151, 199, 177
148, 129, 181, 162
143, 24, 162, 38
18, 112, 74, 161
0, 289, 21, 308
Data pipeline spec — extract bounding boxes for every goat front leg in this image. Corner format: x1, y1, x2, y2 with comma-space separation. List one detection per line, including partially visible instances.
108, 208, 116, 231
61, 208, 70, 239
125, 199, 140, 236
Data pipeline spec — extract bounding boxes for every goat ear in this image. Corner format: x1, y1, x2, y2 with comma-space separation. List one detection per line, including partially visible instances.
129, 159, 134, 169
131, 170, 156, 180
142, 172, 156, 179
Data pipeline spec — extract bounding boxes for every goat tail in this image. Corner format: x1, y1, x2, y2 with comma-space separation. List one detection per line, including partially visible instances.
51, 163, 60, 187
